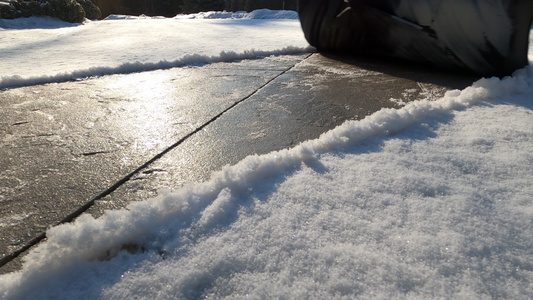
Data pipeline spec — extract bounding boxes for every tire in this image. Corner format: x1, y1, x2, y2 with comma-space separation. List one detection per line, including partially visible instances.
298, 0, 365, 53
298, 0, 533, 77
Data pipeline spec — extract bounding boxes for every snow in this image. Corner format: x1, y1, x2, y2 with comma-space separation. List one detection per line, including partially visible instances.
0, 10, 311, 89
174, 9, 299, 20
1, 10, 533, 300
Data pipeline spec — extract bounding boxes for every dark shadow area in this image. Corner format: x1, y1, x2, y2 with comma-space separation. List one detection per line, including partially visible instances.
0, 17, 83, 29
328, 110, 456, 161
321, 53, 480, 91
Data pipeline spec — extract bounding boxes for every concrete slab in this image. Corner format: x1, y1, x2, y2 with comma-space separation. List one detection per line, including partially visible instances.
0, 53, 477, 274
87, 54, 477, 214
0, 55, 306, 272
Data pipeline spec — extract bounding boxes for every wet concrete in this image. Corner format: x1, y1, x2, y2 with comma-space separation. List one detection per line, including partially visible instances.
0, 53, 477, 274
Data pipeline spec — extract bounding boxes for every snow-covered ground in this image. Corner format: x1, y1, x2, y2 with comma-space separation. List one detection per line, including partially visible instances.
0, 9, 308, 89
1, 10, 533, 300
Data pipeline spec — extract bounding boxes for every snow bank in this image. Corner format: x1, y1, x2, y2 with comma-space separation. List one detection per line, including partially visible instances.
0, 46, 310, 89
0, 11, 310, 89
103, 14, 166, 20
175, 9, 299, 20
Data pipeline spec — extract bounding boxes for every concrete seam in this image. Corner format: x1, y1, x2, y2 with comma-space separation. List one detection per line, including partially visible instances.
0, 53, 313, 270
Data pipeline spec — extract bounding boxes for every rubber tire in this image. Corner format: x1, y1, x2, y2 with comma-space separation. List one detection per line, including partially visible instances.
298, 0, 366, 53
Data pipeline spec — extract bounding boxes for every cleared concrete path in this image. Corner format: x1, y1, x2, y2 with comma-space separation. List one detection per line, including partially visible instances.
0, 53, 476, 273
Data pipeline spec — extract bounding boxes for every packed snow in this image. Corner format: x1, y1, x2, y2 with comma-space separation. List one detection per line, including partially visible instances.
0, 9, 311, 89
1, 10, 533, 300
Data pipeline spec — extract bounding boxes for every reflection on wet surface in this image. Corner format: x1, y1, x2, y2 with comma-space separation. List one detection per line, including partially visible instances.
0, 56, 303, 271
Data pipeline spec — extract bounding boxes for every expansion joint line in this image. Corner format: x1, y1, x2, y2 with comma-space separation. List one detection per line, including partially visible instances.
0, 53, 313, 269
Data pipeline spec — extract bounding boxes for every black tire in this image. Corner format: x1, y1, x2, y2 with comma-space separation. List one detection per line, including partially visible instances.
298, 0, 366, 53
298, 0, 533, 77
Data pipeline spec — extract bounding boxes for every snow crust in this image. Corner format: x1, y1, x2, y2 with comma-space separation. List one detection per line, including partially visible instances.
174, 9, 299, 20
0, 10, 532, 300
0, 10, 311, 89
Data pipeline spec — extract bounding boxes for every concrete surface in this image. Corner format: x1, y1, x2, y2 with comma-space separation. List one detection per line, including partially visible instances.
0, 53, 477, 274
